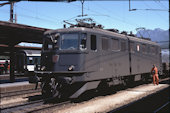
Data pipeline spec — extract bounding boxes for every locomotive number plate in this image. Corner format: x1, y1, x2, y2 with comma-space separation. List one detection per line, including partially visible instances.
53, 55, 59, 63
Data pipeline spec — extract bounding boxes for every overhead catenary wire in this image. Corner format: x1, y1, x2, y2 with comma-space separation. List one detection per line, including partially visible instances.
15, 4, 64, 23
0, 9, 62, 26
93, 2, 142, 28
153, 0, 168, 10
143, 1, 169, 22
0, 1, 141, 33
68, 2, 141, 32
17, 14, 62, 25
0, 10, 58, 23
128, 0, 169, 25
1, 1, 168, 32
129, 0, 169, 12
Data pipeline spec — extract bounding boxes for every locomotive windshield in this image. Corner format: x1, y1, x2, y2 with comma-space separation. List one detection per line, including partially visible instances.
61, 33, 79, 50
43, 33, 86, 51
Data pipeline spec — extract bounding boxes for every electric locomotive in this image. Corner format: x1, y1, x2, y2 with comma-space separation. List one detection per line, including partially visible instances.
30, 21, 161, 99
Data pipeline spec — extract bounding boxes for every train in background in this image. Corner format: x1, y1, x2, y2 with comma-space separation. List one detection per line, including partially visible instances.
14, 50, 41, 75
0, 59, 10, 75
0, 49, 41, 76
0, 50, 41, 75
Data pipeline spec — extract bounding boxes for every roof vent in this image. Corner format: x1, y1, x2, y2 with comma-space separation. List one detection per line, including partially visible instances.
141, 37, 151, 41
128, 31, 136, 37
120, 31, 127, 35
106, 29, 119, 33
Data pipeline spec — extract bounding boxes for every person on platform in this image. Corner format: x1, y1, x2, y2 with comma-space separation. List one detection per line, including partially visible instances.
4, 60, 9, 74
151, 64, 159, 85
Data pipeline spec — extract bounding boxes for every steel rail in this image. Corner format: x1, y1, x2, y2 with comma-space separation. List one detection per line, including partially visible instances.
0, 88, 41, 98
1, 98, 70, 113
26, 100, 71, 113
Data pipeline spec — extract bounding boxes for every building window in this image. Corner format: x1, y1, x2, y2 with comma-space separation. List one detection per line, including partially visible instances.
112, 38, 119, 50
121, 40, 126, 51
102, 38, 109, 50
91, 35, 97, 50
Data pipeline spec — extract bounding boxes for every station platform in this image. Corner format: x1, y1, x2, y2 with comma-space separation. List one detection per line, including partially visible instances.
56, 80, 170, 113
0, 81, 38, 94
0, 74, 28, 84
0, 74, 10, 80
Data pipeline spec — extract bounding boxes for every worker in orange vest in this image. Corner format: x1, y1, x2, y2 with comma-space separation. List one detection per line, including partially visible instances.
151, 64, 159, 85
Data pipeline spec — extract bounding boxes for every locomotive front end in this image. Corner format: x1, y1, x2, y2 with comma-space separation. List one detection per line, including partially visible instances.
34, 29, 88, 99
41, 32, 86, 72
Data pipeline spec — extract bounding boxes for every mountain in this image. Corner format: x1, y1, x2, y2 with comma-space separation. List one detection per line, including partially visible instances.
136, 28, 169, 49
136, 28, 169, 63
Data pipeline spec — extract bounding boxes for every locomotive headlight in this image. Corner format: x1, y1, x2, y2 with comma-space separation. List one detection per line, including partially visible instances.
68, 65, 75, 71
41, 66, 46, 71
24, 65, 26, 69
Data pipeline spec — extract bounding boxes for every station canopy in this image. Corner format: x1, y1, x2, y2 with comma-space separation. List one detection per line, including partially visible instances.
0, 20, 50, 45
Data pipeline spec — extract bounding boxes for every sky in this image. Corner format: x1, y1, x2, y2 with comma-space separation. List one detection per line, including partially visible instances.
0, 0, 169, 34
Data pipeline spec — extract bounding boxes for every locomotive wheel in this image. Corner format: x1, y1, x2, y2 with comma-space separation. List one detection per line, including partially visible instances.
50, 78, 62, 98
41, 81, 51, 98
41, 78, 62, 99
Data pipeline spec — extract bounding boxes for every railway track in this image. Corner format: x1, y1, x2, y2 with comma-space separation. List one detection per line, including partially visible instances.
1, 96, 71, 113
0, 88, 41, 98
1, 77, 169, 113
25, 100, 71, 113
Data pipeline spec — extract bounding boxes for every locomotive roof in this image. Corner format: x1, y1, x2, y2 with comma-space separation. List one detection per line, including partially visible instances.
44, 27, 159, 46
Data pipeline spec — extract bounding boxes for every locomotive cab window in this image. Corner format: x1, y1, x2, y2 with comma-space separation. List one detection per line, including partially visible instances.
91, 35, 97, 51
80, 33, 87, 50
